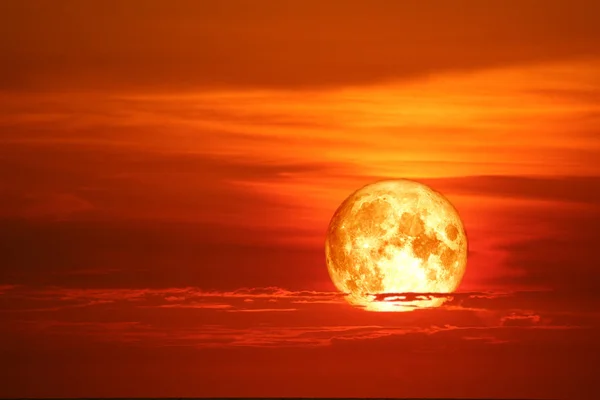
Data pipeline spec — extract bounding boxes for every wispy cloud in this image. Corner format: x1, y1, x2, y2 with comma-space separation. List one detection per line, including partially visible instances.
500, 311, 542, 327
0, 286, 346, 313
2, 286, 596, 350
7, 317, 586, 349
3, 286, 595, 315
0, 285, 18, 294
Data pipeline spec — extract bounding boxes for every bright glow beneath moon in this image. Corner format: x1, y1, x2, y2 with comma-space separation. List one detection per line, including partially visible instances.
325, 180, 468, 312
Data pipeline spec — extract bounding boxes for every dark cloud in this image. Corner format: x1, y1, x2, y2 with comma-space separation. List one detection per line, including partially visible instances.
0, 140, 341, 219
0, 219, 328, 289
369, 291, 506, 302
492, 210, 600, 292
1, 0, 599, 91
0, 137, 340, 288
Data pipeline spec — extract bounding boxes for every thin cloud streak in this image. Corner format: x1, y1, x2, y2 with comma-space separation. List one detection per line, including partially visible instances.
5, 317, 587, 349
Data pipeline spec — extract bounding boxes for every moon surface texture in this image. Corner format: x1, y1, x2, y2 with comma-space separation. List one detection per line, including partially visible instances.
325, 180, 467, 312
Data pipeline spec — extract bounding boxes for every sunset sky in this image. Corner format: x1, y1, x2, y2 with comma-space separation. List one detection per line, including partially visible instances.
1, 1, 600, 398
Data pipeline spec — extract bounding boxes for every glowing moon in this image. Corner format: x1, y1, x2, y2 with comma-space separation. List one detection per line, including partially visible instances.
325, 180, 467, 312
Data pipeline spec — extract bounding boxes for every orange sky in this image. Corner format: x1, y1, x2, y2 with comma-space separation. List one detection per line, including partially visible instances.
1, 1, 600, 398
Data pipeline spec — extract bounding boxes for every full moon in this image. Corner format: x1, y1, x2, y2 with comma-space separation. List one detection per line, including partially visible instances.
325, 180, 467, 312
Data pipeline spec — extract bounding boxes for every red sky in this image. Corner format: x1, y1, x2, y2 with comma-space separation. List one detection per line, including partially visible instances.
1, 1, 600, 398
